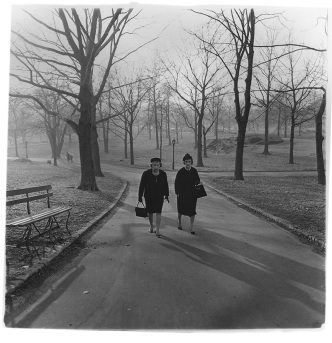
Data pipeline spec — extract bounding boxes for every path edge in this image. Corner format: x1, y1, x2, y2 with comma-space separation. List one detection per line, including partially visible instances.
6, 181, 129, 298
205, 183, 325, 254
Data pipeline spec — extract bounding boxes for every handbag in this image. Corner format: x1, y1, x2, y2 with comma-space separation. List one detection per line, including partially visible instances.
135, 201, 148, 217
194, 183, 207, 198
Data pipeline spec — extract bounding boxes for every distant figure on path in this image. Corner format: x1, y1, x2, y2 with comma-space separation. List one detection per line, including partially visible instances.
175, 153, 201, 234
138, 157, 169, 237
66, 152, 73, 162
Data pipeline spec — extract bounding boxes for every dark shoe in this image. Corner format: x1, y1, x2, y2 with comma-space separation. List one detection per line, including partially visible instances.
156, 233, 161, 238
177, 226, 183, 230
190, 231, 195, 235
149, 228, 155, 233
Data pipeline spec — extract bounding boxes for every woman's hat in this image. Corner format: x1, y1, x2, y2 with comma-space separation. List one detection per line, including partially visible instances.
182, 153, 193, 162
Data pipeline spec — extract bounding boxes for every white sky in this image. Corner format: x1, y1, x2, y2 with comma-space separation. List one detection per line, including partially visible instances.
1, 1, 332, 343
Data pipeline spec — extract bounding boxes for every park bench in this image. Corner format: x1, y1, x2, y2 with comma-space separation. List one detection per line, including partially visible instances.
6, 185, 72, 252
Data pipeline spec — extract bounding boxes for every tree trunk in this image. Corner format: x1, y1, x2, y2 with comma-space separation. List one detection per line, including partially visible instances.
124, 117, 128, 159
215, 111, 219, 140
129, 113, 134, 165
153, 88, 159, 150
194, 112, 198, 149
103, 120, 109, 153
234, 120, 247, 180
175, 121, 179, 143
203, 126, 207, 158
147, 98, 152, 140
284, 116, 287, 137
196, 117, 204, 167
77, 86, 98, 191
57, 124, 67, 158
159, 108, 163, 160
91, 104, 103, 177
263, 107, 270, 155
289, 115, 295, 164
315, 92, 326, 185
91, 124, 104, 176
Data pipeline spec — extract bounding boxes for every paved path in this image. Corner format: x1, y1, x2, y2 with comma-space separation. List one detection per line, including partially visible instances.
11, 164, 325, 329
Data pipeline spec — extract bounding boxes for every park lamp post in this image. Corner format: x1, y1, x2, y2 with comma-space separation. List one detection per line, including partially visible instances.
172, 139, 176, 170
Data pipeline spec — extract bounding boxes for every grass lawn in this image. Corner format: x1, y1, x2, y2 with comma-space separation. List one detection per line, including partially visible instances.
5, 159, 125, 289
208, 175, 325, 243
7, 130, 320, 172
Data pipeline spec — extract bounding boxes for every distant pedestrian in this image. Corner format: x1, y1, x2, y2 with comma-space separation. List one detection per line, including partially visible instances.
175, 153, 201, 234
138, 157, 169, 237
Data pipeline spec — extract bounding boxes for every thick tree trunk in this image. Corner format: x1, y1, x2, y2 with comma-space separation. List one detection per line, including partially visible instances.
91, 104, 103, 177
316, 92, 326, 185
289, 115, 295, 164
78, 86, 98, 191
284, 116, 287, 137
91, 125, 104, 176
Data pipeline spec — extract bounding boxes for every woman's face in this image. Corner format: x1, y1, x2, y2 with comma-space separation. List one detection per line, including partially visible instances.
184, 159, 192, 169
151, 161, 161, 171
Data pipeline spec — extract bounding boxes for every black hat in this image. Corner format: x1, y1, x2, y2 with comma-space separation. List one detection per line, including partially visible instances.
150, 157, 161, 163
182, 153, 193, 162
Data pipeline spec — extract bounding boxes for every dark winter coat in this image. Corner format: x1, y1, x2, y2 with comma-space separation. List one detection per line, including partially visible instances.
138, 169, 169, 213
175, 167, 200, 216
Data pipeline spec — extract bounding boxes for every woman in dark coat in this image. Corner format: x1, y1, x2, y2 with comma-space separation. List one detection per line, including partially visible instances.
175, 153, 201, 234
138, 157, 169, 237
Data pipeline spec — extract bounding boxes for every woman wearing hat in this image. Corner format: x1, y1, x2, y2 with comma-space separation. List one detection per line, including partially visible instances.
175, 153, 201, 234
138, 157, 169, 237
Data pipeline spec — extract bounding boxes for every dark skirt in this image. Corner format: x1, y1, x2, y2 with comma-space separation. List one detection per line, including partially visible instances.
145, 195, 164, 214
177, 194, 197, 216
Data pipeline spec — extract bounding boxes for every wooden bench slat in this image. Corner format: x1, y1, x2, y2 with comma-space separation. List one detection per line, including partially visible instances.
7, 207, 72, 226
7, 185, 52, 197
6, 193, 53, 207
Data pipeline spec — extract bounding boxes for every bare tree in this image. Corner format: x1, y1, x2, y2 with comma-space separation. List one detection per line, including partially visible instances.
253, 29, 284, 155
111, 72, 150, 165
164, 40, 221, 167
275, 45, 321, 164
10, 8, 150, 190
193, 8, 256, 178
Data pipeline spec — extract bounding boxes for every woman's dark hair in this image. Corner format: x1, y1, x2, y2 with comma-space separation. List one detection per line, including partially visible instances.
150, 157, 161, 163
182, 153, 193, 163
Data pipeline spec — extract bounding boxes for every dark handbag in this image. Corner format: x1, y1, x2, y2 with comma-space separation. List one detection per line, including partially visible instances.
135, 202, 148, 217
194, 184, 207, 198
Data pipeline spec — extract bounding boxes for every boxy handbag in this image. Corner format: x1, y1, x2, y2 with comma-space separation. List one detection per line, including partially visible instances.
135, 202, 148, 218
194, 183, 207, 198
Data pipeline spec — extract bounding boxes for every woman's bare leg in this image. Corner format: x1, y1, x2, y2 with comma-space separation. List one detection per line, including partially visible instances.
190, 215, 195, 233
148, 213, 154, 232
156, 213, 161, 235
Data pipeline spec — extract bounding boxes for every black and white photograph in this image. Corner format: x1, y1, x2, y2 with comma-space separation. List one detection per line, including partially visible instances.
0, 0, 330, 337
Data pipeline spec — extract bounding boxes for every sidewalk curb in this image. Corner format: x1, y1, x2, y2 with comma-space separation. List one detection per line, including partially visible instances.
6, 181, 129, 298
205, 183, 325, 254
